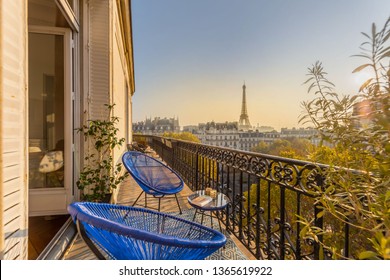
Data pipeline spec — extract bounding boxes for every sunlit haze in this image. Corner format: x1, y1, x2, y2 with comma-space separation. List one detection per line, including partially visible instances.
131, 0, 390, 130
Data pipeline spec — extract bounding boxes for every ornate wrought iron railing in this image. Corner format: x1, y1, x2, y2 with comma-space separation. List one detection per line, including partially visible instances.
133, 134, 358, 260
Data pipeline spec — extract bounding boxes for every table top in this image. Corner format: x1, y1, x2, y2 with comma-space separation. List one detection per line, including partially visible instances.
187, 190, 230, 211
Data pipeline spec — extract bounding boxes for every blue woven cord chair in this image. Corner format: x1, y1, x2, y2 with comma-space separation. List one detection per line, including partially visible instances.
68, 202, 227, 260
122, 151, 184, 214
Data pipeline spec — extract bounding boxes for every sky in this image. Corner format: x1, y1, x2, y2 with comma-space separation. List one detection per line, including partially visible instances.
131, 0, 390, 131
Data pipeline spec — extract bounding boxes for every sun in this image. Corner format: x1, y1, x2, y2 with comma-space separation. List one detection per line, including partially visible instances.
352, 67, 374, 90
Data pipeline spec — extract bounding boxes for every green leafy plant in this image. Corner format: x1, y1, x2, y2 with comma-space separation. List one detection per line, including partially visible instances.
77, 104, 128, 202
299, 17, 390, 259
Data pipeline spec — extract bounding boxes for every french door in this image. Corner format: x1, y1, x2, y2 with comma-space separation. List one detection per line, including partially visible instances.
28, 26, 73, 216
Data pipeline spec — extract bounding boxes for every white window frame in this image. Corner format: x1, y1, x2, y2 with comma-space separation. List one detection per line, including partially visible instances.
28, 25, 74, 216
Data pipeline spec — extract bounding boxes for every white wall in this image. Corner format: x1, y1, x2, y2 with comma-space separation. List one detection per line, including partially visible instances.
0, 0, 29, 260
83, 0, 134, 202
112, 0, 130, 165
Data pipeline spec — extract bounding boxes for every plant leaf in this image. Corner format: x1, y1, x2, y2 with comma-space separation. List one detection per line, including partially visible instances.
359, 78, 373, 92
380, 50, 390, 59
359, 251, 378, 260
352, 64, 372, 73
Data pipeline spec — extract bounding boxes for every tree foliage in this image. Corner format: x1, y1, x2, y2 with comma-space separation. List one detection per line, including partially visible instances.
251, 138, 314, 160
299, 17, 390, 259
162, 131, 201, 143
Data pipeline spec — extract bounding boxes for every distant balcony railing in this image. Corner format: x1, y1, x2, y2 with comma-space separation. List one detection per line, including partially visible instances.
133, 134, 361, 260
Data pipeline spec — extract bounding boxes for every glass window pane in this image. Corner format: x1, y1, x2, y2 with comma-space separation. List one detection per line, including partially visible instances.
29, 33, 65, 189
28, 0, 70, 28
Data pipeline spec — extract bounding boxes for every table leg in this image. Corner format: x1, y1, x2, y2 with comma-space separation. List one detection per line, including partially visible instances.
192, 209, 198, 222
217, 211, 223, 232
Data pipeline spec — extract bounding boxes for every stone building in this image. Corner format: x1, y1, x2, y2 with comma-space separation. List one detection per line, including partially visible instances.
133, 117, 180, 135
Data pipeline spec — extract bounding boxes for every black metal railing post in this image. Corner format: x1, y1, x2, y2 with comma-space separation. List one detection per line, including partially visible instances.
239, 170, 244, 240
195, 146, 199, 191
279, 186, 286, 259
296, 192, 302, 260
255, 178, 261, 259
226, 165, 231, 233
314, 173, 325, 260
171, 139, 177, 170
313, 202, 324, 259
266, 181, 272, 258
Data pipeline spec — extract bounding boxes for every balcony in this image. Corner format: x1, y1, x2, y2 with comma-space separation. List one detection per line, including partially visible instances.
63, 135, 367, 260
134, 135, 369, 260
63, 147, 254, 260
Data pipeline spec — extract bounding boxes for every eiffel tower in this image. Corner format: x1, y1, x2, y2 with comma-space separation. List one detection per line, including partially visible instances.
238, 82, 252, 131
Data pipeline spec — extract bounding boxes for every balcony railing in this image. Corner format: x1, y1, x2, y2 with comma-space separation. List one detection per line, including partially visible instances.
134, 134, 362, 260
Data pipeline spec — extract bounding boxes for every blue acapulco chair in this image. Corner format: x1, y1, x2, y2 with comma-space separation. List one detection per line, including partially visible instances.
68, 202, 227, 260
122, 151, 184, 214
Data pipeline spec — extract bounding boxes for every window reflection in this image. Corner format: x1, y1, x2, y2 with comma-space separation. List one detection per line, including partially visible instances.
28, 33, 65, 189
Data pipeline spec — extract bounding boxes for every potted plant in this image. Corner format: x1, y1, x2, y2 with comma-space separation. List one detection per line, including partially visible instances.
76, 104, 128, 202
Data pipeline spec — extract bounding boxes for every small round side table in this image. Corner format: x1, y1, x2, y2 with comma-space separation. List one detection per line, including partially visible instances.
187, 190, 230, 232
